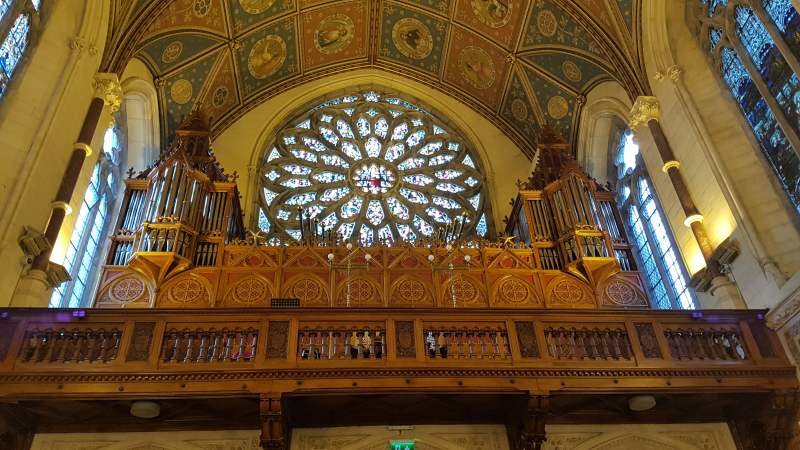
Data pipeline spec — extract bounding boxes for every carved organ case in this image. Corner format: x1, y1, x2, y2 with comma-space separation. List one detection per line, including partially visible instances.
506, 126, 643, 304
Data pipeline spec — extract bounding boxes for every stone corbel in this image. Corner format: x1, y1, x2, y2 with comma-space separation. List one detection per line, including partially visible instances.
69, 37, 87, 54
522, 395, 549, 450
92, 73, 124, 122
628, 96, 660, 133
260, 395, 285, 450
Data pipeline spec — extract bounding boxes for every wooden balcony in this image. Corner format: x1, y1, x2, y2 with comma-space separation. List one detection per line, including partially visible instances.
0, 307, 793, 400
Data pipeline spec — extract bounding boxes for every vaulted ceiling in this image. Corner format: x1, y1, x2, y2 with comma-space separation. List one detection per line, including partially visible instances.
103, 0, 646, 155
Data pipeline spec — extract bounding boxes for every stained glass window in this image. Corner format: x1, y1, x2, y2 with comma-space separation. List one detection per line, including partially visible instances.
0, 13, 30, 97
257, 91, 493, 242
259, 209, 271, 233
0, 0, 11, 20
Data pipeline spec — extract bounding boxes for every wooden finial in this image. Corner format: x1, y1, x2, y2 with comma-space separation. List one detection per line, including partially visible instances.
126, 167, 135, 179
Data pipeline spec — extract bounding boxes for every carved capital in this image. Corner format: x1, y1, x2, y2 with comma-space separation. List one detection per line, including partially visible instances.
154, 77, 166, 88
92, 73, 123, 117
667, 65, 683, 82
69, 37, 87, 54
575, 95, 587, 107
628, 96, 660, 132
228, 39, 243, 52
653, 71, 666, 82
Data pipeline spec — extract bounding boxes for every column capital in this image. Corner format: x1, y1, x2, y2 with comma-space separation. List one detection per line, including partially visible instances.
92, 73, 123, 118
628, 96, 660, 132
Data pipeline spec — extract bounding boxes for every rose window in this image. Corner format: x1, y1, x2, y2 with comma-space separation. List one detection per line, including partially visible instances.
257, 90, 493, 243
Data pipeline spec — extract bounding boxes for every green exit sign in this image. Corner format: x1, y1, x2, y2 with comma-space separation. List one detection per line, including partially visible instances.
390, 441, 415, 450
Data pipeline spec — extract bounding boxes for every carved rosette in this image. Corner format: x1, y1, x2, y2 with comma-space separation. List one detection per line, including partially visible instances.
628, 96, 660, 133
493, 276, 539, 305
390, 276, 435, 305
443, 276, 487, 305
336, 277, 382, 305
224, 276, 274, 306
96, 274, 152, 307
282, 275, 329, 305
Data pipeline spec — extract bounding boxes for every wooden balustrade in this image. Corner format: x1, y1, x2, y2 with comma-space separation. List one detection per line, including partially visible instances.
543, 326, 632, 361
161, 326, 258, 363
297, 325, 385, 360
423, 325, 510, 360
18, 327, 122, 364
663, 326, 746, 361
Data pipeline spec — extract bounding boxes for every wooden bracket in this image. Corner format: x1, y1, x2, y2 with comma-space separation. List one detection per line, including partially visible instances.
768, 390, 800, 450
522, 395, 549, 450
260, 395, 286, 450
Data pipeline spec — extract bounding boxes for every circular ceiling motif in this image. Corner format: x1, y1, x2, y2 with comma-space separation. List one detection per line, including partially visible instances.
239, 0, 278, 14
170, 79, 193, 104
193, 0, 212, 17
537, 10, 558, 37
248, 35, 287, 79
458, 46, 495, 90
392, 18, 434, 60
314, 14, 356, 55
511, 99, 528, 121
562, 61, 582, 82
547, 95, 568, 119
471, 0, 512, 28
161, 41, 183, 63
212, 87, 228, 107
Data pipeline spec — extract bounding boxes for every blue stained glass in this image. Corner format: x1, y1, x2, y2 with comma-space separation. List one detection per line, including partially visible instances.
259, 209, 271, 233
403, 174, 434, 186
283, 136, 296, 145
341, 141, 362, 160
0, 0, 10, 19
704, 0, 728, 17
735, 7, 773, 69
365, 138, 382, 157
385, 143, 405, 162
304, 136, 330, 151
378, 225, 394, 242
291, 150, 318, 162
367, 200, 385, 225
337, 120, 355, 138
397, 223, 417, 240
264, 188, 278, 205
390, 110, 403, 118
386, 197, 410, 219
709, 28, 723, 52
418, 142, 442, 155
468, 194, 480, 210
365, 108, 379, 117
32, 0, 40, 11
386, 98, 432, 115
286, 193, 316, 205
107, 172, 114, 189
429, 155, 455, 166
283, 165, 313, 175
425, 207, 451, 223
375, 118, 388, 138
364, 91, 380, 102
341, 108, 356, 116
357, 117, 370, 137
392, 123, 408, 140
321, 114, 333, 122
619, 134, 639, 174
398, 158, 425, 170
448, 143, 460, 152
400, 188, 429, 204
277, 210, 291, 220
341, 196, 364, 218
322, 154, 350, 168
434, 125, 447, 134
462, 155, 476, 169
0, 14, 30, 77
476, 214, 487, 236
432, 196, 461, 209
314, 172, 347, 183
464, 177, 478, 187
413, 215, 434, 235
267, 148, 282, 162
286, 230, 303, 240
320, 187, 350, 202
434, 169, 462, 179
338, 222, 356, 239
764, 0, 795, 32
296, 120, 311, 129
281, 179, 312, 188
266, 171, 281, 181
406, 130, 425, 147
629, 205, 670, 309
621, 185, 630, 201
412, 119, 424, 126
308, 96, 359, 112
320, 212, 337, 230
297, 204, 325, 219
360, 225, 374, 245
436, 183, 465, 193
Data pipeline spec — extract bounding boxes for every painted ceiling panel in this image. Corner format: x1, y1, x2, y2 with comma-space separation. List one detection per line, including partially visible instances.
452, 0, 528, 49
300, 1, 369, 70
501, 70, 541, 142
164, 50, 219, 142
444, 27, 511, 110
574, 0, 621, 41
199, 51, 240, 122
231, 0, 295, 34
139, 33, 223, 74
524, 66, 575, 137
520, 0, 605, 60
141, 0, 228, 41
379, 3, 448, 76
616, 0, 634, 32
237, 18, 300, 98
524, 52, 612, 92
396, 0, 451, 18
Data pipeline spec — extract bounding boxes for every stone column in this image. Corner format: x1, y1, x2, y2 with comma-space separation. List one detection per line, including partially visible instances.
11, 73, 122, 307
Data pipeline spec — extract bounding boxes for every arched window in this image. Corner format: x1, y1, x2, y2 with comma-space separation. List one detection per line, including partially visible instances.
695, 0, 800, 213
256, 91, 494, 243
612, 130, 697, 310
0, 0, 41, 98
49, 127, 124, 308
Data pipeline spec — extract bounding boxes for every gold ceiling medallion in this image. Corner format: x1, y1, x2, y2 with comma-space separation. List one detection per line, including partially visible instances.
212, 87, 228, 107
314, 14, 356, 55
536, 10, 558, 37
547, 95, 568, 119
471, 0, 512, 28
161, 42, 183, 64
392, 18, 434, 59
239, 0, 278, 14
562, 60, 582, 83
248, 35, 287, 79
171, 79, 193, 105
193, 0, 212, 17
511, 99, 528, 121
458, 46, 495, 89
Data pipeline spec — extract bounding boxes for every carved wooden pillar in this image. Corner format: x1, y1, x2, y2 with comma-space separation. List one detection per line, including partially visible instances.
629, 96, 721, 279
768, 390, 800, 450
521, 395, 549, 450
260, 395, 286, 450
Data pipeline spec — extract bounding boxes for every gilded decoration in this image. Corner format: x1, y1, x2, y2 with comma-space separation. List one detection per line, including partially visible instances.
392, 18, 434, 59
547, 278, 593, 306
562, 60, 582, 82
391, 276, 435, 305
336, 277, 383, 305
536, 10, 558, 37
601, 279, 647, 307
444, 276, 487, 305
628, 96, 661, 132
314, 14, 356, 55
511, 98, 527, 121
170, 79, 194, 104
159, 275, 212, 306
283, 275, 329, 305
97, 274, 151, 306
470, 0, 512, 28
458, 46, 496, 89
240, 0, 279, 14
224, 276, 274, 305
248, 35, 287, 79
547, 95, 568, 119
493, 276, 538, 305
162, 41, 183, 63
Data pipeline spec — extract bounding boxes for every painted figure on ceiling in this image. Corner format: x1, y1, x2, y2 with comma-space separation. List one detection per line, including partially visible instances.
400, 28, 431, 56
318, 24, 349, 49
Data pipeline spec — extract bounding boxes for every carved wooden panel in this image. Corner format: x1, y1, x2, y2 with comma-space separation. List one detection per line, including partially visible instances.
390, 276, 435, 305
336, 276, 383, 306
514, 321, 540, 358
223, 275, 274, 306
125, 322, 156, 362
0, 321, 18, 362
266, 321, 290, 359
493, 276, 540, 306
395, 321, 416, 358
96, 274, 152, 307
635, 323, 663, 359
749, 322, 777, 358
